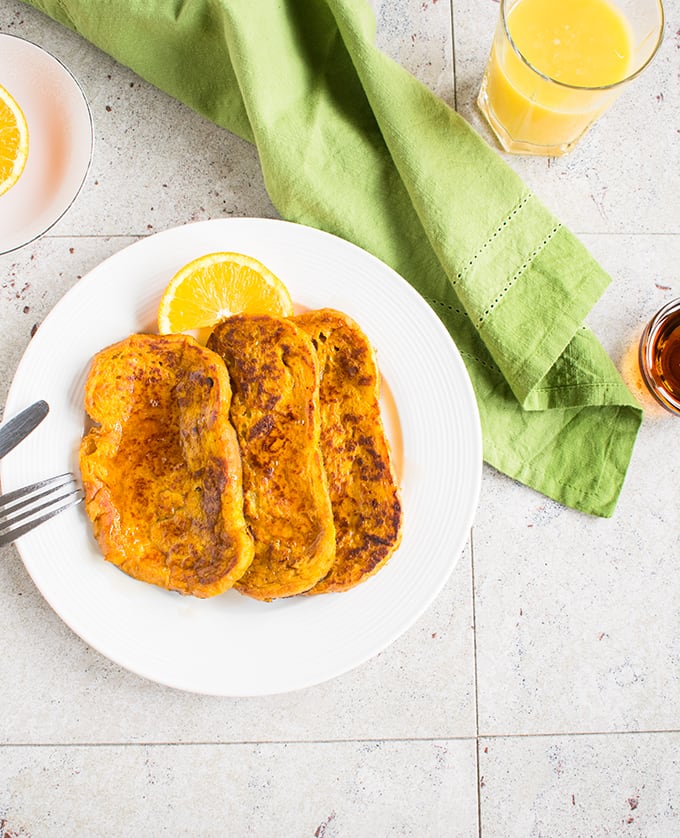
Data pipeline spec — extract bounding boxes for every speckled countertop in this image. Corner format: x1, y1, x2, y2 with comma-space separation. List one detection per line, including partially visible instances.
0, 1, 679, 835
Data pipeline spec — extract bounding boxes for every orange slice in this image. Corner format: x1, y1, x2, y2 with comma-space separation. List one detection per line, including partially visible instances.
0, 83, 29, 197
158, 252, 294, 337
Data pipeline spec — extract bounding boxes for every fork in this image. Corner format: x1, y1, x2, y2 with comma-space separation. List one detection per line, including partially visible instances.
0, 473, 84, 546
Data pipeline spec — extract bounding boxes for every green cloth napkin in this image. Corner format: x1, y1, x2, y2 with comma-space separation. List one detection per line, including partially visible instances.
25, 0, 642, 516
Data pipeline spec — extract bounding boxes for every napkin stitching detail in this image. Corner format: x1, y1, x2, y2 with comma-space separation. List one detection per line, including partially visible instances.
425, 298, 465, 318
425, 299, 501, 374
454, 193, 533, 285
533, 382, 624, 393
477, 223, 562, 326
458, 350, 500, 374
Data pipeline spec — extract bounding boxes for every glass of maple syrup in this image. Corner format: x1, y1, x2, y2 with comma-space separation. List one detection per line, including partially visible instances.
639, 298, 680, 415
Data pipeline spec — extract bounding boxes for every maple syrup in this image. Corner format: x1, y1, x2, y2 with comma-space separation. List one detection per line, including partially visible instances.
639, 298, 680, 415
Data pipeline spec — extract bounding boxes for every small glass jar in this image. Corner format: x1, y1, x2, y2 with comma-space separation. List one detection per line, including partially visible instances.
639, 297, 680, 415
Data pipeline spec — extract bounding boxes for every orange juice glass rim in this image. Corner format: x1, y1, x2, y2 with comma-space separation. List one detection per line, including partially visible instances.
500, 0, 665, 93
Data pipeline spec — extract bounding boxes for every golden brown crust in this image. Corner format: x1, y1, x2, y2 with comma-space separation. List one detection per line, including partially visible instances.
295, 309, 402, 594
79, 332, 254, 597
207, 314, 336, 601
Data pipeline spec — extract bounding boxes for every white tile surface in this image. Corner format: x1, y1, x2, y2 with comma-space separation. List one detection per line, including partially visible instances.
374, 0, 455, 105
0, 739, 479, 837
1, 0, 680, 834
479, 733, 680, 836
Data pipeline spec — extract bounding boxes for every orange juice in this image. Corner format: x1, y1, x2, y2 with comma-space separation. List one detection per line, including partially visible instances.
478, 0, 639, 154
508, 0, 633, 86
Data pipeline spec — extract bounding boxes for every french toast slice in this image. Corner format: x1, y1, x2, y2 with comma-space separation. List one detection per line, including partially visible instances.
207, 314, 336, 601
295, 309, 402, 594
79, 332, 255, 597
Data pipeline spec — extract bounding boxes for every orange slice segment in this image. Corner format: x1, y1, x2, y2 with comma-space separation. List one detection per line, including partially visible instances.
158, 251, 294, 337
0, 83, 29, 197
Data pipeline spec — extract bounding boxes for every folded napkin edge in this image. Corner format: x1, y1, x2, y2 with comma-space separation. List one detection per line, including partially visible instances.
483, 402, 642, 517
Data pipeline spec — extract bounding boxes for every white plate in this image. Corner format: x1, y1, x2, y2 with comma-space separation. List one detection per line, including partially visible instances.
1, 218, 482, 696
0, 33, 93, 255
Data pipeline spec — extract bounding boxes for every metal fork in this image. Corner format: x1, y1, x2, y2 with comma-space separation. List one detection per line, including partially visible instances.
0, 473, 84, 546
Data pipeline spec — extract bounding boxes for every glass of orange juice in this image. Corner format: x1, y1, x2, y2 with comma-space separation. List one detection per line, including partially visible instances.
477, 0, 664, 156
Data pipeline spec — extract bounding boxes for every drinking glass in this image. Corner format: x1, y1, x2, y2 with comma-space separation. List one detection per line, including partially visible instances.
477, 0, 664, 156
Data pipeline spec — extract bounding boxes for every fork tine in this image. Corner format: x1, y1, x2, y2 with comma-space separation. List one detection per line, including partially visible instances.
0, 473, 74, 509
2, 483, 80, 528
0, 496, 83, 546
0, 473, 84, 546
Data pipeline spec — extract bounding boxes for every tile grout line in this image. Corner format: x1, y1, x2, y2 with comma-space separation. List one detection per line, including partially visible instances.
449, 0, 458, 113
7, 229, 678, 248
451, 0, 478, 828
469, 526, 483, 838
1, 728, 680, 748
472, 727, 680, 740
